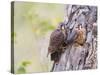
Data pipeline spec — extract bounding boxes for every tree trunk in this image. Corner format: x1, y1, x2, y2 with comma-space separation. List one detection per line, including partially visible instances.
52, 5, 97, 71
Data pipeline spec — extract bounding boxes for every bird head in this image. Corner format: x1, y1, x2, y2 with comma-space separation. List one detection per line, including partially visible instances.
57, 22, 65, 31
77, 24, 82, 30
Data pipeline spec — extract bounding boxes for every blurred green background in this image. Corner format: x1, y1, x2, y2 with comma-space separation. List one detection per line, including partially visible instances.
13, 2, 66, 73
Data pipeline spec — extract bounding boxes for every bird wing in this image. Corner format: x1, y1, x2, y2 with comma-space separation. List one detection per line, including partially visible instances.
50, 29, 64, 47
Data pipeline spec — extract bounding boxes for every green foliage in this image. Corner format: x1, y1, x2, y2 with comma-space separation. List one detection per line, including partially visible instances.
22, 61, 31, 67
17, 61, 31, 74
14, 2, 64, 36
32, 20, 55, 36
17, 67, 26, 74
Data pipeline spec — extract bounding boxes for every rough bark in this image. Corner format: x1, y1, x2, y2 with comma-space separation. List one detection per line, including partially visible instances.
52, 5, 97, 71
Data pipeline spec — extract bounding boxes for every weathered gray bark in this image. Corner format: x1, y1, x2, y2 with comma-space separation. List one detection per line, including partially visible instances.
52, 5, 97, 71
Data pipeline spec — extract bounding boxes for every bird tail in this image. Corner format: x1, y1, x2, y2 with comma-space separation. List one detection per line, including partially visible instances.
50, 61, 55, 72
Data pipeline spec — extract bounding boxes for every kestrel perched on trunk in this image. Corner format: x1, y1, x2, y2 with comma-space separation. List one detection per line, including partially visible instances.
74, 24, 86, 46
47, 22, 67, 62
